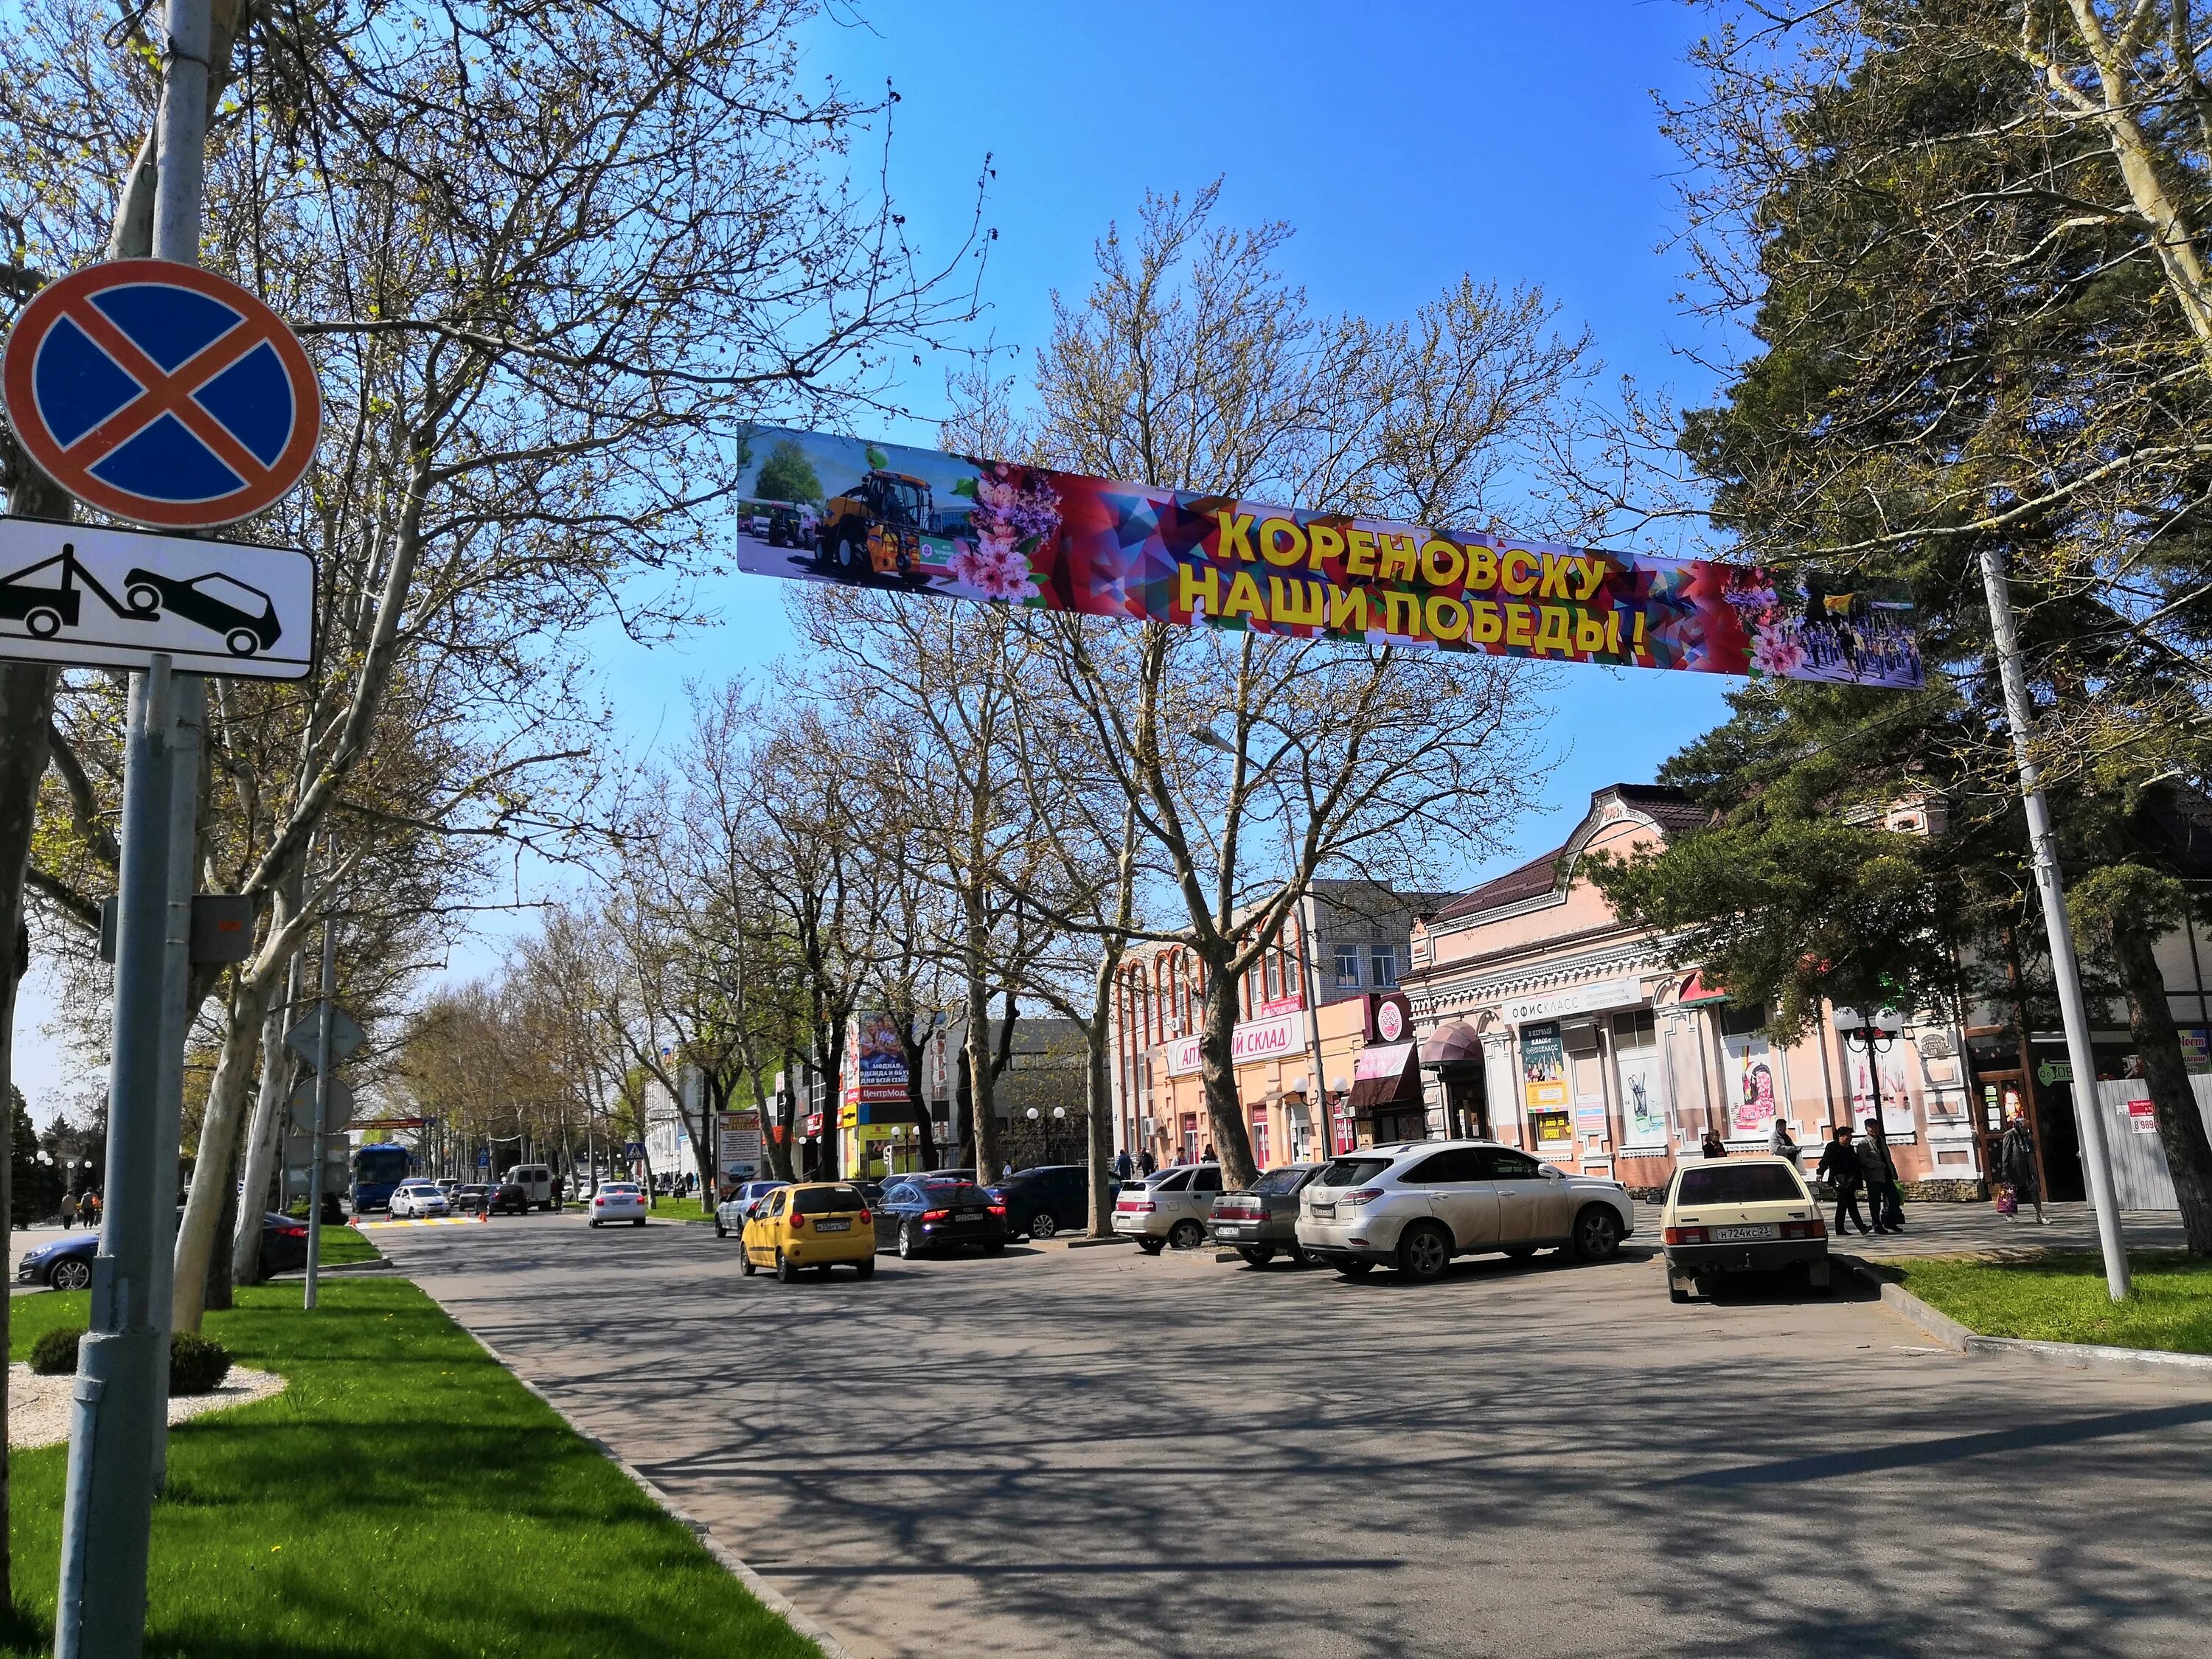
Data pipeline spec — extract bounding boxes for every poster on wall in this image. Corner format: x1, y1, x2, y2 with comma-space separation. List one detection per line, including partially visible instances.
853, 1012, 911, 1103
1724, 1032, 1783, 1139
1847, 1043, 1917, 1135
1616, 1045, 1669, 1150
1521, 1023, 1568, 1111
723, 425, 1922, 687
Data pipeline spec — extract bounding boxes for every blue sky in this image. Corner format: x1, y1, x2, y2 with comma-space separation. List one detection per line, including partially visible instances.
18, 1, 1751, 1118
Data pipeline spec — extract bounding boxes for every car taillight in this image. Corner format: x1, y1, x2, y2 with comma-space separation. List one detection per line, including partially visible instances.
275, 1223, 307, 1239
1663, 1225, 1706, 1245
593, 1197, 605, 1206
1343, 1189, 1383, 1207
922, 1208, 950, 1222
858, 1210, 871, 1224
1781, 1219, 1828, 1239
789, 1213, 806, 1228
1118, 1199, 1155, 1213
988, 1203, 1006, 1216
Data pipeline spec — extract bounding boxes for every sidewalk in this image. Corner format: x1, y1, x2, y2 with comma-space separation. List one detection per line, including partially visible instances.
1832, 1199, 2187, 1262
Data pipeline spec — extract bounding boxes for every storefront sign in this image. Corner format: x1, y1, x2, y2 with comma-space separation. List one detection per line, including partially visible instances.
1501, 977, 1645, 1027
1520, 1022, 1568, 1110
1528, 1107, 1572, 1145
715, 1110, 762, 1178
1374, 995, 1407, 1043
1165, 1009, 1310, 1077
2183, 1029, 2211, 1075
853, 1012, 911, 1103
2127, 1095, 2158, 1133
723, 425, 1922, 688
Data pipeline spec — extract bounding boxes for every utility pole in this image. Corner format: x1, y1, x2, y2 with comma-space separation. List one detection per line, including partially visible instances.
305, 863, 338, 1311
55, 4, 214, 1652
1977, 545, 2130, 1301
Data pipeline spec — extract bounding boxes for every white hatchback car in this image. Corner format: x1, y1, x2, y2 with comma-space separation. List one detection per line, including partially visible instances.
389, 1180, 449, 1220
1296, 1140, 1636, 1282
588, 1181, 649, 1228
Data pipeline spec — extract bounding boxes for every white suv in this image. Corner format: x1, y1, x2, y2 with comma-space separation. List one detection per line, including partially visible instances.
1296, 1141, 1635, 1282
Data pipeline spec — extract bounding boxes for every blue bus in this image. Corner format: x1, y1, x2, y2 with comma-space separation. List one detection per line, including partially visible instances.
350, 1143, 412, 1214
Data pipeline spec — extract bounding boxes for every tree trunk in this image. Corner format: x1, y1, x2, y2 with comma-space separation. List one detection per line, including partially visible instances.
1197, 959, 1259, 1189
232, 946, 302, 1284
174, 970, 281, 1331
900, 1027, 939, 1173
2109, 914, 2212, 1254
0, 658, 55, 1610
963, 901, 1003, 1182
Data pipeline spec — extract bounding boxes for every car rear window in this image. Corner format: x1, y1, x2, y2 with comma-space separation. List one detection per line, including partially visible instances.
1317, 1157, 1392, 1188
793, 1186, 864, 1214
1677, 1164, 1807, 1206
1249, 1166, 1312, 1197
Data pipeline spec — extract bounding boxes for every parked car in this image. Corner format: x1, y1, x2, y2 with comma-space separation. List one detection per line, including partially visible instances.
18, 1213, 309, 1290
435, 1178, 460, 1203
740, 1182, 877, 1281
989, 1164, 1091, 1240
389, 1180, 451, 1220
453, 1183, 492, 1215
1296, 1141, 1635, 1282
715, 1180, 789, 1237
588, 1180, 648, 1226
874, 1176, 1006, 1259
499, 1164, 560, 1211
488, 1181, 534, 1217
1111, 1164, 1224, 1253
1209, 1164, 1323, 1266
1660, 1155, 1829, 1301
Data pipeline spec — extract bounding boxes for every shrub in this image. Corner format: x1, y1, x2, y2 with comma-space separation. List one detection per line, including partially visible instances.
169, 1332, 232, 1396
29, 1325, 85, 1375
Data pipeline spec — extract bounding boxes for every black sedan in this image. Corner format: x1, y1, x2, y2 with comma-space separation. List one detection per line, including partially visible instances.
487, 1181, 532, 1216
989, 1164, 1091, 1240
18, 1213, 310, 1290
1208, 1163, 1323, 1267
873, 1177, 1007, 1259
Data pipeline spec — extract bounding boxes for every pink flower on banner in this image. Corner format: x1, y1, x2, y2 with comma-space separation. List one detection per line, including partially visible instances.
949, 536, 1034, 600
1750, 626, 1806, 678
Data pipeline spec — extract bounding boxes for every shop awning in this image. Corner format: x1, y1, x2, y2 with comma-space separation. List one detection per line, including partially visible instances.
1678, 971, 1731, 1006
1348, 1043, 1421, 1114
1419, 1020, 1484, 1065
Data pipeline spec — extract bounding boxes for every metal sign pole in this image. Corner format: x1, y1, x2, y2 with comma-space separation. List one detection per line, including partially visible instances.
56, 8, 215, 1652
305, 878, 338, 1310
1977, 544, 2129, 1301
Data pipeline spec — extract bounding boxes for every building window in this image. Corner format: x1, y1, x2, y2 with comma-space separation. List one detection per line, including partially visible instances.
1335, 946, 1360, 988
1370, 946, 1397, 989
1265, 951, 1282, 1004
1249, 1106, 1270, 1169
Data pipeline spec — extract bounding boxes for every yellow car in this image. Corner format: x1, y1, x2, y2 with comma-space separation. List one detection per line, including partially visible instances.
1660, 1154, 1829, 1302
740, 1181, 877, 1282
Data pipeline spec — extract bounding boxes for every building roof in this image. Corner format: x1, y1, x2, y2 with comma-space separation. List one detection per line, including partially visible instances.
1425, 784, 1706, 925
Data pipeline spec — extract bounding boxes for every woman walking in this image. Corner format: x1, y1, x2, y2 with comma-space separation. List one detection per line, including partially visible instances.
1999, 1110, 2046, 1225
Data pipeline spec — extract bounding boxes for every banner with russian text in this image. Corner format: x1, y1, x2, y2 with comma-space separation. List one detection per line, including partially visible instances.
728, 427, 1921, 686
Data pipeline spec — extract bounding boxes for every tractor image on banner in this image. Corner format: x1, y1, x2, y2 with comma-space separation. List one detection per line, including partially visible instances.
724, 425, 1922, 687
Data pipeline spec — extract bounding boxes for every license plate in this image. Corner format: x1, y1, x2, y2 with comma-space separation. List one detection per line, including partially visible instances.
1310, 1203, 1335, 1219
1215, 1225, 1243, 1239
815, 1219, 850, 1232
1713, 1223, 1778, 1242
960, 1210, 985, 1221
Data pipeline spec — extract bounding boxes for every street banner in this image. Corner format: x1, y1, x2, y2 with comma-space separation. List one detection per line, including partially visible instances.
852, 1012, 912, 1105
726, 426, 1922, 686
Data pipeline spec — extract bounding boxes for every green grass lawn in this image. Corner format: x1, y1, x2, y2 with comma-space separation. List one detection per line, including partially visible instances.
638, 1196, 714, 1225
1893, 1251, 2212, 1355
316, 1224, 382, 1266
6, 1280, 816, 1658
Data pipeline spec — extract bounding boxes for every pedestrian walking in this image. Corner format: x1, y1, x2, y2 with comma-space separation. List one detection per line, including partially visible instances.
1113, 1149, 1133, 1183
1767, 1117, 1800, 1166
1138, 1147, 1157, 1176
1998, 1110, 2047, 1225
1699, 1127, 1728, 1160
1816, 1124, 1873, 1236
1200, 1143, 1217, 1163
84, 1189, 101, 1225
59, 1191, 77, 1231
1857, 1121, 1902, 1234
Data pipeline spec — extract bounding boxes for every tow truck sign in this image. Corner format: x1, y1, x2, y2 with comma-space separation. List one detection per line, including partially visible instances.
0, 515, 313, 678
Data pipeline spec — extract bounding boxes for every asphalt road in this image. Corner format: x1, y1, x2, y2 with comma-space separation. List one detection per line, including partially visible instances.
392, 1213, 2212, 1659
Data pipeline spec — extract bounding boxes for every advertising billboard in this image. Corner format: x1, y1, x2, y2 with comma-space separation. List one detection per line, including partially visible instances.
726, 425, 1921, 687
852, 1012, 911, 1105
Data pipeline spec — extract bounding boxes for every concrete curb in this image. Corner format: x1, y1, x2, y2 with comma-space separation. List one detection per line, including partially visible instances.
1838, 1254, 2212, 1383
465, 1330, 859, 1659
1062, 1234, 1131, 1249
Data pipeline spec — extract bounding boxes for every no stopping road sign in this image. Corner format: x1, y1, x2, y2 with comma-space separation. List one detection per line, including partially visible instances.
2, 260, 321, 529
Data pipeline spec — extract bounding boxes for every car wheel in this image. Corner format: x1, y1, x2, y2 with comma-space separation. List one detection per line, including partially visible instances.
898, 1222, 921, 1259
50, 1256, 93, 1292
1136, 1239, 1165, 1255
1669, 1281, 1691, 1304
1334, 1259, 1376, 1279
1029, 1211, 1059, 1240
588, 1219, 599, 1229
1571, 1206, 1624, 1263
633, 1218, 645, 1228
1168, 1219, 1206, 1251
1237, 1247, 1276, 1268
1397, 1223, 1453, 1283
775, 1251, 796, 1284
714, 1220, 727, 1237
740, 1248, 756, 1277
855, 1255, 876, 1279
